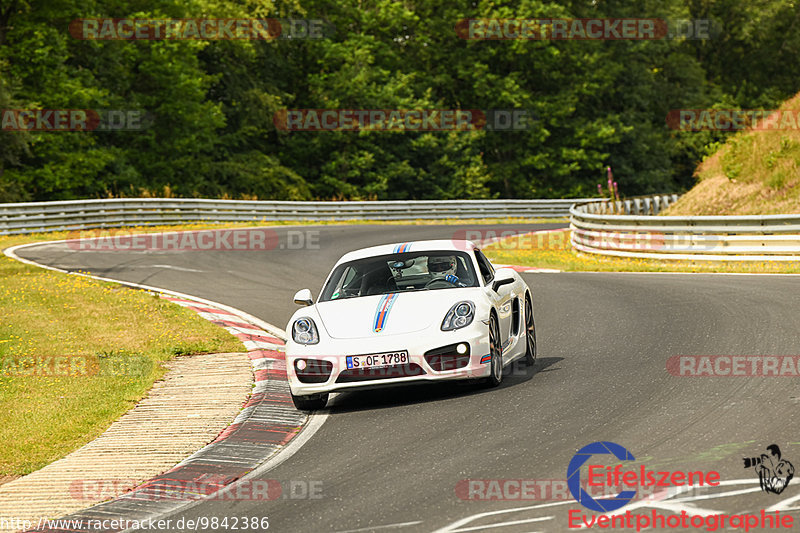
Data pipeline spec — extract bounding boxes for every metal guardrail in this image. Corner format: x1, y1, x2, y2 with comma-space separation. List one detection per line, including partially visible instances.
570, 194, 800, 261
0, 198, 589, 235
6, 194, 799, 261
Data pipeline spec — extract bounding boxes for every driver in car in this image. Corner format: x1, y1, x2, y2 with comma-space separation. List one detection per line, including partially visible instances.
427, 255, 465, 286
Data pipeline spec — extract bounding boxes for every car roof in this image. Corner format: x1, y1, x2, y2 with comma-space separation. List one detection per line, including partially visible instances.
336, 240, 477, 265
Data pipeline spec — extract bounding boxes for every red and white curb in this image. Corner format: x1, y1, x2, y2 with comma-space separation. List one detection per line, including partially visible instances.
22, 290, 321, 533
162, 297, 286, 350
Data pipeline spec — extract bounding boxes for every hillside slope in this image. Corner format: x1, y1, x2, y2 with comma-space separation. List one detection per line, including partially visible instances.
665, 92, 800, 215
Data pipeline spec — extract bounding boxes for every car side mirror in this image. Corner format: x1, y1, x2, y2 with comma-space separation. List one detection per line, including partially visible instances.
491, 269, 515, 292
293, 288, 313, 306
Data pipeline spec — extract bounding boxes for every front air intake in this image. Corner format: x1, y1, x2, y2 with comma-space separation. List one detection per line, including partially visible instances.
294, 359, 333, 383
424, 343, 471, 371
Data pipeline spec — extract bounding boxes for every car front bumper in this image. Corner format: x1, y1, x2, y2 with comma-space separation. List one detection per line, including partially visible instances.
286, 322, 491, 397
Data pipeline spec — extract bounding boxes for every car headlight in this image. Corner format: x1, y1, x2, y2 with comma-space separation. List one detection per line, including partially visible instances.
292, 317, 320, 344
441, 301, 475, 331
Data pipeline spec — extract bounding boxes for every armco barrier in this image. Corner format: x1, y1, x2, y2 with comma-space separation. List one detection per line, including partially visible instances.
0, 198, 589, 235
570, 195, 800, 261
11, 195, 799, 261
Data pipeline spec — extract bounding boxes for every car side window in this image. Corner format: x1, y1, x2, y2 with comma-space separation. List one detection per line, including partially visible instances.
342, 267, 357, 286
332, 266, 359, 296
474, 249, 494, 284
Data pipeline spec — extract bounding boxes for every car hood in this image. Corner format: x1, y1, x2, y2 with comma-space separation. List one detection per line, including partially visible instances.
315, 289, 480, 339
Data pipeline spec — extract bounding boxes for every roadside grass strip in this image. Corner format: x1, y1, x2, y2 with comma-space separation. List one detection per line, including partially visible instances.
484, 228, 800, 273
0, 350, 252, 532
22, 293, 308, 533
0, 238, 243, 477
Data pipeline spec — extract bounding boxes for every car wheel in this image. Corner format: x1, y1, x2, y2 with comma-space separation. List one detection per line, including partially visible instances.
291, 392, 328, 411
483, 313, 503, 387
524, 294, 537, 366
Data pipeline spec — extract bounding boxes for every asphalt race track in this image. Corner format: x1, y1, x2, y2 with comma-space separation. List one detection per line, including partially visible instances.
17, 223, 800, 532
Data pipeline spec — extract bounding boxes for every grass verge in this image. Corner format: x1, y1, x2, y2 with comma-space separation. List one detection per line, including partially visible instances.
483, 229, 800, 273
0, 232, 244, 476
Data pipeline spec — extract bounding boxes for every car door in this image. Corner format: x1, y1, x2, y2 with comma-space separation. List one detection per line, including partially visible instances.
475, 249, 514, 354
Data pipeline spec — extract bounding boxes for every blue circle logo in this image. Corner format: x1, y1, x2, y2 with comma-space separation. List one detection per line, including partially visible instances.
567, 441, 637, 512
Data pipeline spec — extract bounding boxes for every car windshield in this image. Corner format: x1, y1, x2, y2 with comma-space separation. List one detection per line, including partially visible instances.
319, 251, 479, 302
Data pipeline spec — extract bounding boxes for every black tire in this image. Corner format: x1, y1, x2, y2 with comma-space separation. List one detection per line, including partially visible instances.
523, 294, 537, 366
291, 392, 328, 411
483, 313, 503, 388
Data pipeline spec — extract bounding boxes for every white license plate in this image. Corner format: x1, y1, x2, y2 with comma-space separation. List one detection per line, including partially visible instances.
346, 351, 409, 370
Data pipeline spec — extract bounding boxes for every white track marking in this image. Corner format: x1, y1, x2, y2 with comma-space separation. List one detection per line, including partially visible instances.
114, 264, 205, 272
194, 310, 241, 322
432, 501, 575, 533
224, 326, 274, 336
768, 491, 800, 512
238, 409, 327, 477
242, 339, 285, 351
333, 520, 424, 533
668, 485, 762, 503
567, 479, 766, 529
434, 479, 779, 533
449, 516, 554, 532
251, 358, 283, 371
144, 264, 204, 272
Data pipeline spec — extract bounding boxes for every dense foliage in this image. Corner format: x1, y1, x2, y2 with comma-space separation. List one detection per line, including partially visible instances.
1, 0, 798, 201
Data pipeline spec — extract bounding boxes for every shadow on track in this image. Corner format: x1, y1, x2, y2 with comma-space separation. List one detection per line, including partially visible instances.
326, 356, 563, 413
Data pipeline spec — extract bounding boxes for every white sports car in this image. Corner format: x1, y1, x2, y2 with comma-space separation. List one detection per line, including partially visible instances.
285, 239, 537, 410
